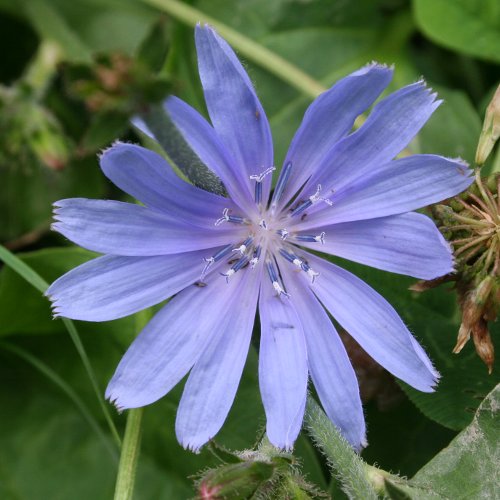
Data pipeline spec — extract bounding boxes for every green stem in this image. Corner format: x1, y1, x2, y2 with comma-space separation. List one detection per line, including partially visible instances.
114, 408, 144, 500
24, 40, 62, 99
140, 0, 326, 98
113, 308, 152, 500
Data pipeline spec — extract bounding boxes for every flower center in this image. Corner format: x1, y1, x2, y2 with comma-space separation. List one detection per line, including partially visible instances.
201, 162, 329, 296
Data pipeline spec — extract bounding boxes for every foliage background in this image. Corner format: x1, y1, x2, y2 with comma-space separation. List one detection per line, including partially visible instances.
0, 0, 499, 498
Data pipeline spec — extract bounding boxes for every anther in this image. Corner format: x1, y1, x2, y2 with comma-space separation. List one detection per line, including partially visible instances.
250, 166, 275, 205
201, 244, 233, 278
250, 245, 262, 268
232, 236, 253, 256
294, 232, 326, 245
290, 199, 312, 217
266, 260, 290, 298
215, 208, 248, 226
279, 249, 302, 268
221, 256, 249, 283
259, 219, 268, 230
271, 161, 292, 209
277, 229, 289, 240
301, 261, 320, 283
290, 185, 333, 218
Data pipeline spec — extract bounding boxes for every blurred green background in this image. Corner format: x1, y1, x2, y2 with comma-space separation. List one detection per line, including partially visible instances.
0, 0, 499, 498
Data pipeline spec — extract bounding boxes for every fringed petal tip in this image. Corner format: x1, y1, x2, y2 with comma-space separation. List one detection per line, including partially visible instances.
196, 21, 213, 32
97, 139, 127, 160
104, 390, 127, 414
418, 80, 444, 112
355, 61, 394, 75
179, 438, 204, 454
50, 305, 63, 320
358, 436, 368, 453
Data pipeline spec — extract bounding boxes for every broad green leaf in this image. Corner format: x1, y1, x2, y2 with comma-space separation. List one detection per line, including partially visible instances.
22, 0, 158, 59
413, 0, 500, 63
416, 85, 482, 164
22, 0, 92, 63
361, 398, 456, 476
410, 383, 500, 499
0, 343, 191, 499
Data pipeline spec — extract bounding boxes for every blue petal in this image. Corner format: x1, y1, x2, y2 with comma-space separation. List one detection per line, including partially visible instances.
46, 249, 215, 321
280, 265, 366, 450
175, 266, 261, 451
165, 96, 256, 213
258, 278, 308, 450
52, 198, 244, 256
306, 253, 439, 392
299, 212, 454, 280
304, 81, 441, 196
100, 142, 236, 227
299, 155, 473, 227
106, 269, 245, 409
195, 25, 274, 206
278, 63, 392, 209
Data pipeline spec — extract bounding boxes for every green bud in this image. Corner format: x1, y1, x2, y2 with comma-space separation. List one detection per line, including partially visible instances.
476, 84, 500, 165
29, 106, 70, 170
197, 461, 275, 499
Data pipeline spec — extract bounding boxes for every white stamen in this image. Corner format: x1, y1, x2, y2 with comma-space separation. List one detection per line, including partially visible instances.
309, 184, 333, 206
315, 231, 326, 244
222, 269, 235, 282
249, 166, 275, 183
233, 244, 247, 255
214, 208, 230, 226
273, 281, 290, 298
307, 268, 320, 283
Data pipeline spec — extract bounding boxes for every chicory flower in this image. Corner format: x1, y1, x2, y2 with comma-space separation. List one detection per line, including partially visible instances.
46, 25, 473, 451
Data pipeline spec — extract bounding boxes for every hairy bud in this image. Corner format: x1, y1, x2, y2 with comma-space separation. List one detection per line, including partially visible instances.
476, 84, 500, 165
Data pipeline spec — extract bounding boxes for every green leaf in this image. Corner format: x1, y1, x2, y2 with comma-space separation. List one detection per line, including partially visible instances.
0, 155, 105, 242
409, 383, 500, 499
22, 0, 92, 63
335, 258, 498, 431
16, 0, 159, 63
413, 0, 500, 63
136, 17, 170, 73
0, 336, 192, 499
416, 85, 482, 164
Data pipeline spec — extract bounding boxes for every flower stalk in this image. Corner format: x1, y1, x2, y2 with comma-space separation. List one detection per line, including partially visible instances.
113, 408, 144, 500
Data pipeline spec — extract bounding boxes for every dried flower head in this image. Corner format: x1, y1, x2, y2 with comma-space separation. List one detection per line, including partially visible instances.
429, 172, 499, 372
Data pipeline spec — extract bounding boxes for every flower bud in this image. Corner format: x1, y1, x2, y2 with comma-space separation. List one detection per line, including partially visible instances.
472, 319, 495, 374
30, 109, 70, 170
197, 461, 274, 499
476, 84, 500, 165
462, 275, 495, 327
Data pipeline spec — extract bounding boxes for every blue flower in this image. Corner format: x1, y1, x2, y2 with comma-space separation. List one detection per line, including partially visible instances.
46, 25, 473, 452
